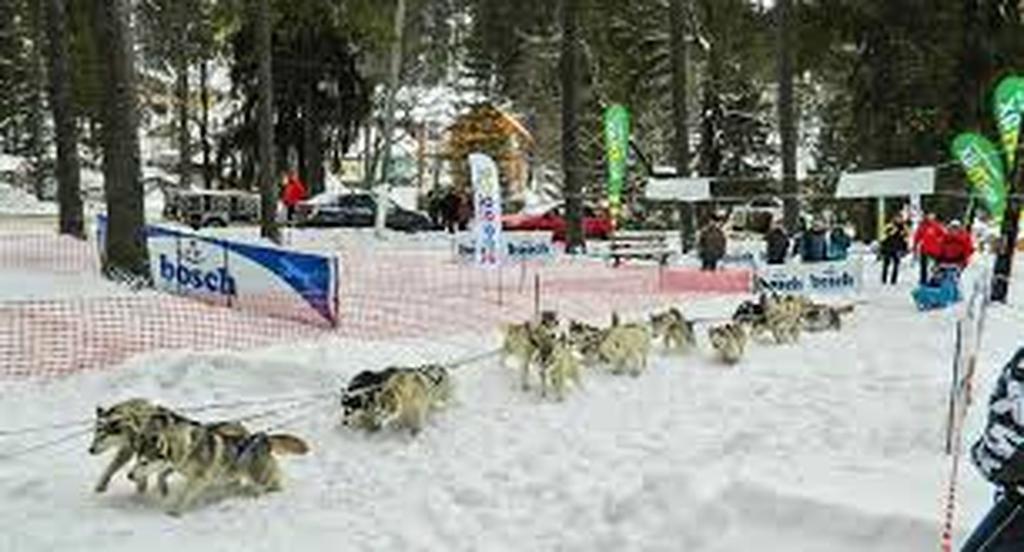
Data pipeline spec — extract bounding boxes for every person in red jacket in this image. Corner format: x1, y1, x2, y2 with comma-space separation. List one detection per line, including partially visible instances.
937, 219, 974, 268
913, 212, 946, 285
281, 170, 308, 222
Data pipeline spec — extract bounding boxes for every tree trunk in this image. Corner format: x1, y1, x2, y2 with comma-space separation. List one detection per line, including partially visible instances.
44, 0, 84, 238
254, 0, 280, 243
778, 0, 798, 233
561, 0, 584, 252
93, 0, 149, 280
375, 0, 406, 238
669, 0, 693, 253
200, 59, 211, 188
175, 59, 190, 188
28, 0, 46, 201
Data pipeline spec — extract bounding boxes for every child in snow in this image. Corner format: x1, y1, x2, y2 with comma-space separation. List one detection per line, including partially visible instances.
963, 348, 1024, 550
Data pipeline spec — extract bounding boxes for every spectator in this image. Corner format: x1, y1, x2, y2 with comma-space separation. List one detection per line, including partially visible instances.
280, 170, 308, 223
799, 219, 829, 262
963, 348, 1024, 550
442, 188, 460, 233
697, 215, 727, 271
936, 219, 974, 268
828, 223, 852, 261
879, 214, 909, 285
764, 222, 789, 265
913, 212, 945, 285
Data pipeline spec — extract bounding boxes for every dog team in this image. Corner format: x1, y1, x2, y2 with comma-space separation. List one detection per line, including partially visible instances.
88, 292, 850, 515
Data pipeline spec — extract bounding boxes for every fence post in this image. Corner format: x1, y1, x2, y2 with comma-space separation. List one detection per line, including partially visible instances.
533, 273, 540, 319
945, 319, 963, 456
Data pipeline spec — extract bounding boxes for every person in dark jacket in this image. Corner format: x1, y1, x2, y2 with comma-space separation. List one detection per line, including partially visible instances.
697, 216, 727, 271
963, 348, 1024, 550
879, 215, 909, 285
764, 223, 789, 265
799, 220, 829, 262
828, 224, 852, 260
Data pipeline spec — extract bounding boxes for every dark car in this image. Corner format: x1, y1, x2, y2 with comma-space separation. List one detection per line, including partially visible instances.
296, 192, 434, 232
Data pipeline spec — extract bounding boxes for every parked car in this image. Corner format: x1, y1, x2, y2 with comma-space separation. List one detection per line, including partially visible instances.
296, 191, 434, 232
164, 189, 261, 228
501, 203, 613, 241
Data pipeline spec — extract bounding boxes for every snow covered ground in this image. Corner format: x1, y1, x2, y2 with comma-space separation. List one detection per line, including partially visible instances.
0, 244, 1021, 551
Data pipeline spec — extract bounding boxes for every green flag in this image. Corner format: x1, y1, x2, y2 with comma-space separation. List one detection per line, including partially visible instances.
951, 132, 1007, 220
994, 76, 1024, 168
603, 104, 630, 209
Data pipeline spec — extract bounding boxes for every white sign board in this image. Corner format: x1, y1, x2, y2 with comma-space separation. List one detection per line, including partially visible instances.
835, 166, 935, 198
755, 256, 863, 295
645, 177, 712, 202
456, 232, 555, 264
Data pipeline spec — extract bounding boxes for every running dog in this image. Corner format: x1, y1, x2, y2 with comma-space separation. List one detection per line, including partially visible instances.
736, 294, 802, 344
597, 315, 651, 376
90, 398, 174, 495
538, 334, 583, 401
127, 419, 308, 516
89, 398, 245, 496
708, 322, 747, 364
801, 303, 855, 332
502, 314, 559, 391
341, 364, 454, 435
649, 307, 696, 353
567, 319, 607, 366
340, 367, 401, 431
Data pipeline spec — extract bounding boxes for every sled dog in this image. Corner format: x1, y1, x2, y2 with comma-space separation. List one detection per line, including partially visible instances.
340, 367, 401, 431
341, 364, 453, 434
89, 398, 173, 495
708, 322, 747, 364
649, 307, 696, 353
89, 398, 246, 496
538, 335, 583, 401
598, 316, 651, 376
128, 418, 308, 516
502, 315, 559, 390
801, 303, 855, 332
567, 319, 608, 366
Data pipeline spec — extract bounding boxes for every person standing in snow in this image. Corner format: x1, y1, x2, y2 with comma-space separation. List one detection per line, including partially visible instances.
764, 221, 790, 265
697, 214, 727, 271
879, 214, 909, 285
828, 221, 852, 261
280, 170, 308, 223
798, 219, 829, 262
936, 219, 974, 269
913, 212, 945, 285
963, 348, 1024, 550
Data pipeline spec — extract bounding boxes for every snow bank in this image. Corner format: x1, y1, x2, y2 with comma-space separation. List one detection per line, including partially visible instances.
0, 183, 57, 216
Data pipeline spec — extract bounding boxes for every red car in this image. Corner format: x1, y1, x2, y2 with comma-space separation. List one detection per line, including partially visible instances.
501, 203, 613, 241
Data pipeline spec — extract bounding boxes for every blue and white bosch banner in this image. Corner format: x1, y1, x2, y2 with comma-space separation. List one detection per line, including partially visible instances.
755, 256, 863, 295
469, 152, 502, 268
97, 215, 340, 326
456, 232, 555, 264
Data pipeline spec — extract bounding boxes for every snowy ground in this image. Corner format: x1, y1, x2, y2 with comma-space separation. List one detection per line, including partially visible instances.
0, 242, 1021, 550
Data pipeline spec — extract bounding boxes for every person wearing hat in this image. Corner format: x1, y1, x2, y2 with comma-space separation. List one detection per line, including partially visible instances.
937, 219, 974, 268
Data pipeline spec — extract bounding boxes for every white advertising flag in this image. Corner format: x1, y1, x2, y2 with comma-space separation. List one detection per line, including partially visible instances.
468, 153, 503, 268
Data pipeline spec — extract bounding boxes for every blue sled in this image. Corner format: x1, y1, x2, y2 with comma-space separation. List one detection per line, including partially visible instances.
911, 266, 961, 311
